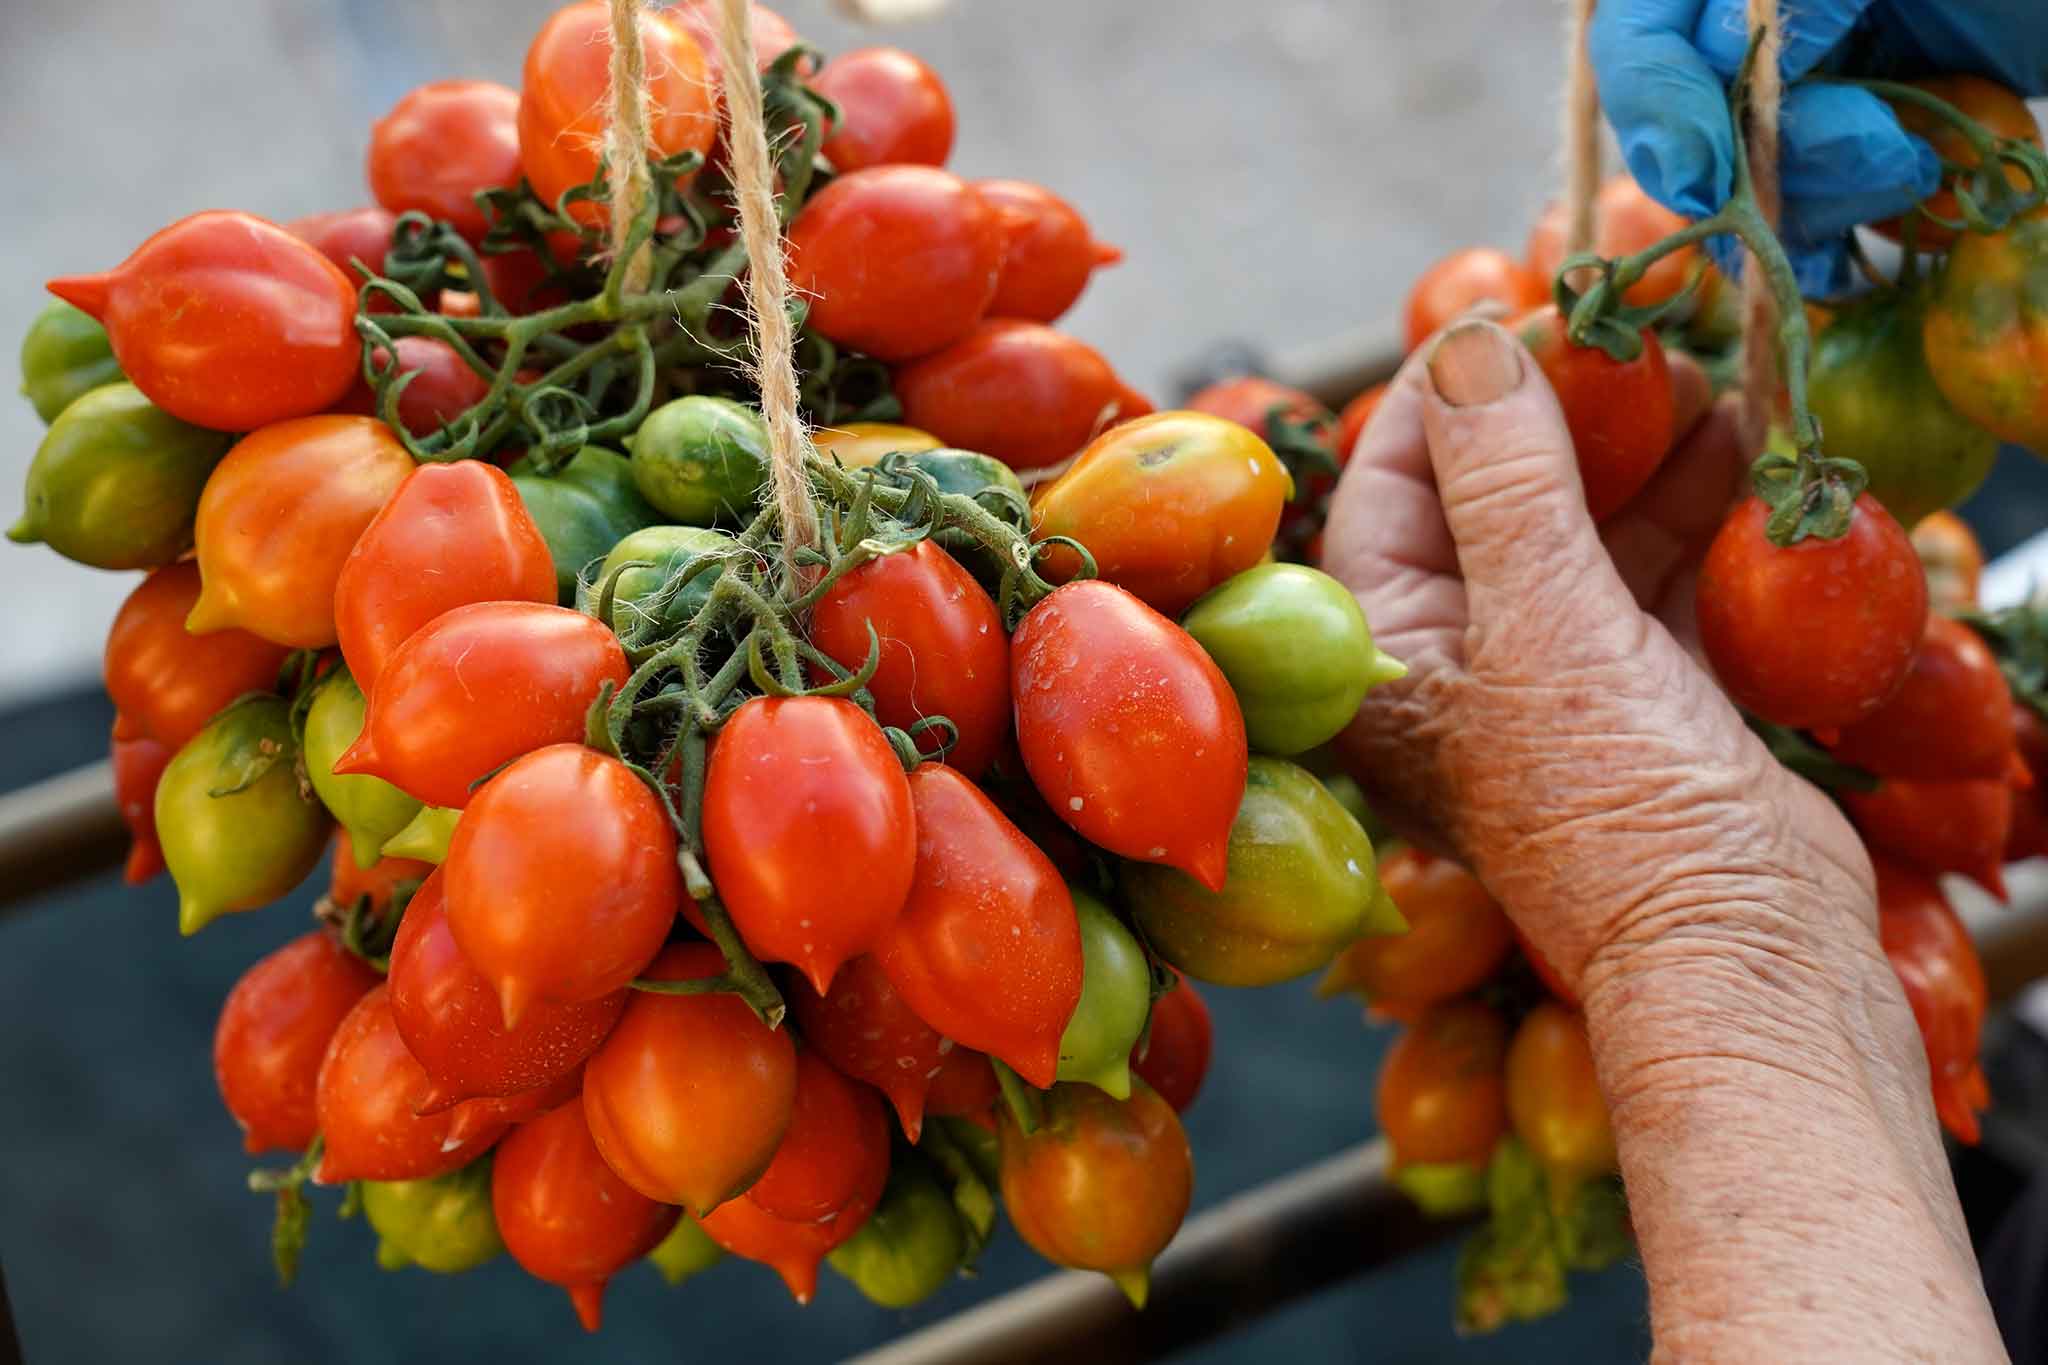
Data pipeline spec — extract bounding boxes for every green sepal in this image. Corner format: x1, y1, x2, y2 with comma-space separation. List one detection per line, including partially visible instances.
1453, 1139, 1567, 1335
1750, 451, 1869, 546
202, 693, 292, 798
1745, 714, 1880, 795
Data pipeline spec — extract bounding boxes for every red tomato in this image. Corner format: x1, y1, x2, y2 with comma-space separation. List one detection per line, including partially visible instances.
110, 721, 171, 884
926, 1046, 1001, 1121
1514, 305, 1674, 521
582, 944, 798, 1215
1696, 494, 1928, 730
2008, 704, 2048, 861
388, 870, 625, 1111
479, 243, 576, 316
1011, 581, 1248, 889
47, 212, 358, 431
787, 955, 951, 1141
744, 1050, 891, 1224
1875, 855, 1991, 1144
313, 986, 506, 1183
103, 563, 290, 750
1823, 615, 2016, 781
1403, 247, 1547, 352
816, 47, 955, 172
517, 0, 716, 225
337, 603, 628, 807
1318, 848, 1513, 1015
976, 179, 1122, 324
333, 336, 493, 440
186, 416, 415, 648
1334, 384, 1386, 461
703, 697, 917, 993
367, 80, 521, 242
213, 931, 380, 1155
875, 764, 1083, 1087
1376, 1000, 1509, 1169
493, 1099, 680, 1333
326, 833, 431, 913
1185, 376, 1333, 449
333, 462, 557, 693
1131, 974, 1212, 1114
809, 541, 1010, 777
895, 319, 1152, 471
444, 745, 681, 1026
1525, 175, 1697, 308
443, 1067, 586, 1147
671, 0, 802, 99
698, 1169, 878, 1304
788, 166, 1003, 362
1844, 775, 2012, 900
287, 206, 401, 310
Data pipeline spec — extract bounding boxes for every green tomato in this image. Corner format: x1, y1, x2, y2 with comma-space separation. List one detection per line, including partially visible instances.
381, 805, 462, 865
630, 396, 770, 524
1808, 282, 1999, 529
647, 1213, 725, 1286
303, 672, 423, 868
1122, 756, 1403, 987
827, 1158, 967, 1309
1317, 772, 1386, 846
157, 696, 331, 936
907, 448, 1031, 566
576, 524, 737, 638
364, 1156, 504, 1274
510, 446, 659, 603
20, 300, 122, 424
1055, 889, 1151, 1099
9, 382, 231, 570
1181, 563, 1405, 756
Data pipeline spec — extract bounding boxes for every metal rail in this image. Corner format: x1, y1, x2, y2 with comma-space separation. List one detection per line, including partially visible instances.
0, 760, 126, 911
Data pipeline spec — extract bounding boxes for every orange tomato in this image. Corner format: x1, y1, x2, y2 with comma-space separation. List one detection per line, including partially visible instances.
1526, 174, 1697, 307
1318, 849, 1514, 1014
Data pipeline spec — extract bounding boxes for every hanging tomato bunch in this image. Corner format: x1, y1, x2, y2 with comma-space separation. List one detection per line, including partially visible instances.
13, 0, 1411, 1331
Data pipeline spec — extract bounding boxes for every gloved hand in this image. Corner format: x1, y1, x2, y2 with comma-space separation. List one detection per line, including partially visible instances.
1590, 0, 2048, 296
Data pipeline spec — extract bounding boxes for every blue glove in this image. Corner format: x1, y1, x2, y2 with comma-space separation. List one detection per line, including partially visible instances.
1590, 0, 2048, 297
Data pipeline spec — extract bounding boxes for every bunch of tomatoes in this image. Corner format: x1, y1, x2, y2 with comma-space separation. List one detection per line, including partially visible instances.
12, 0, 1421, 1333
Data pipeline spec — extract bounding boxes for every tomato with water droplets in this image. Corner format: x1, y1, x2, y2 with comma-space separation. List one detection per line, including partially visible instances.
214, 931, 379, 1155
314, 986, 508, 1184
787, 956, 953, 1141
744, 1050, 892, 1225
699, 1168, 881, 1305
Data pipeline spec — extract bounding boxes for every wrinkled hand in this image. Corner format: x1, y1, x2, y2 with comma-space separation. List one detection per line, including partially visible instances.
1323, 320, 1877, 1003
1591, 0, 2048, 295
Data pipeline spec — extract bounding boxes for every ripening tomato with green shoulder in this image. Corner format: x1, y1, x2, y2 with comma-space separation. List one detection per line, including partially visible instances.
1318, 847, 1514, 1015
579, 523, 736, 640
827, 1158, 968, 1308
10, 382, 230, 569
1526, 174, 1697, 308
111, 722, 171, 884
186, 416, 414, 648
518, 0, 715, 226
19, 299, 120, 423
509, 446, 660, 602
315, 987, 508, 1185
1875, 854, 1991, 1143
47, 211, 359, 430
975, 179, 1122, 324
1844, 775, 2012, 900
1822, 615, 2016, 781
788, 956, 953, 1141
364, 1156, 506, 1274
213, 930, 380, 1154
1054, 889, 1151, 1098
1377, 1000, 1510, 1171
1125, 757, 1402, 988
816, 47, 956, 172
1514, 306, 1674, 521
157, 696, 332, 936
1404, 247, 1546, 352
1505, 1002, 1616, 1183
303, 672, 424, 869
1924, 209, 2048, 454
493, 1099, 681, 1333
103, 563, 290, 751
629, 396, 771, 525
1032, 411, 1292, 616
999, 1080, 1193, 1307
1181, 563, 1406, 755
1131, 972, 1212, 1114
367, 80, 521, 242
1875, 76, 2044, 250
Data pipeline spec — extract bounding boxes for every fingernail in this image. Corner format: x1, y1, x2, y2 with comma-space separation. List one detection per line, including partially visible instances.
1427, 320, 1523, 407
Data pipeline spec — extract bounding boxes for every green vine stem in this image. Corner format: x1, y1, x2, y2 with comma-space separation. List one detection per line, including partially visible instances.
991, 1058, 1044, 1134
1832, 78, 2048, 236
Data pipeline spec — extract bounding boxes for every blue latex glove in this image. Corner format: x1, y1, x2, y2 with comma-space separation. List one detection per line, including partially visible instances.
1591, 0, 2048, 296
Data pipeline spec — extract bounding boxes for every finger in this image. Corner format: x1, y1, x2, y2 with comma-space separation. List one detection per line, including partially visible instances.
1602, 393, 1748, 607
1778, 84, 1940, 239
1693, 0, 1872, 79
1590, 0, 1735, 218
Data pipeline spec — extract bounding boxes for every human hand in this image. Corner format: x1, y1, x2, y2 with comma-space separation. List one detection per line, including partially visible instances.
1589, 0, 2048, 296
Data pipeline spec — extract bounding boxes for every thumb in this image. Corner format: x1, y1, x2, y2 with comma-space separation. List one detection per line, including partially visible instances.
1421, 321, 1639, 659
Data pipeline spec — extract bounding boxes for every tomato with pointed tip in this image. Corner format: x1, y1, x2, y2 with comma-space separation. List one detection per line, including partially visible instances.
327, 833, 432, 913
895, 319, 1152, 471
1514, 306, 1674, 521
1131, 973, 1212, 1114
1056, 889, 1151, 1098
46, 211, 358, 430
1032, 411, 1291, 616
1376, 1000, 1510, 1171
787, 956, 952, 1141
337, 603, 628, 808
315, 987, 507, 1184
703, 697, 917, 993
1403, 247, 1547, 352
809, 542, 1010, 776
494, 1099, 680, 1333
517, 0, 716, 226
1012, 581, 1248, 888
1526, 175, 1697, 308
111, 721, 171, 884
214, 931, 380, 1155
582, 944, 798, 1215
1696, 493, 1927, 730
1824, 615, 2015, 781
816, 47, 955, 172
389, 871, 625, 1111
876, 764, 1082, 1087
186, 416, 414, 648
333, 336, 493, 440
368, 80, 521, 242
1317, 848, 1514, 1015
443, 1068, 586, 1147
444, 744, 679, 1027
1876, 855, 1991, 1144
745, 1050, 892, 1225
699, 1171, 880, 1305
1505, 1002, 1616, 1182
999, 1080, 1192, 1308
1876, 76, 2043, 250
788, 166, 1003, 362
1913, 511, 1984, 613
334, 461, 556, 693
104, 562, 290, 751
976, 179, 1122, 323
1844, 775, 2012, 901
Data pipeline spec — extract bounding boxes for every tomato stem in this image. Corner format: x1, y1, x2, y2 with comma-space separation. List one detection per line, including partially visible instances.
991, 1058, 1044, 1135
